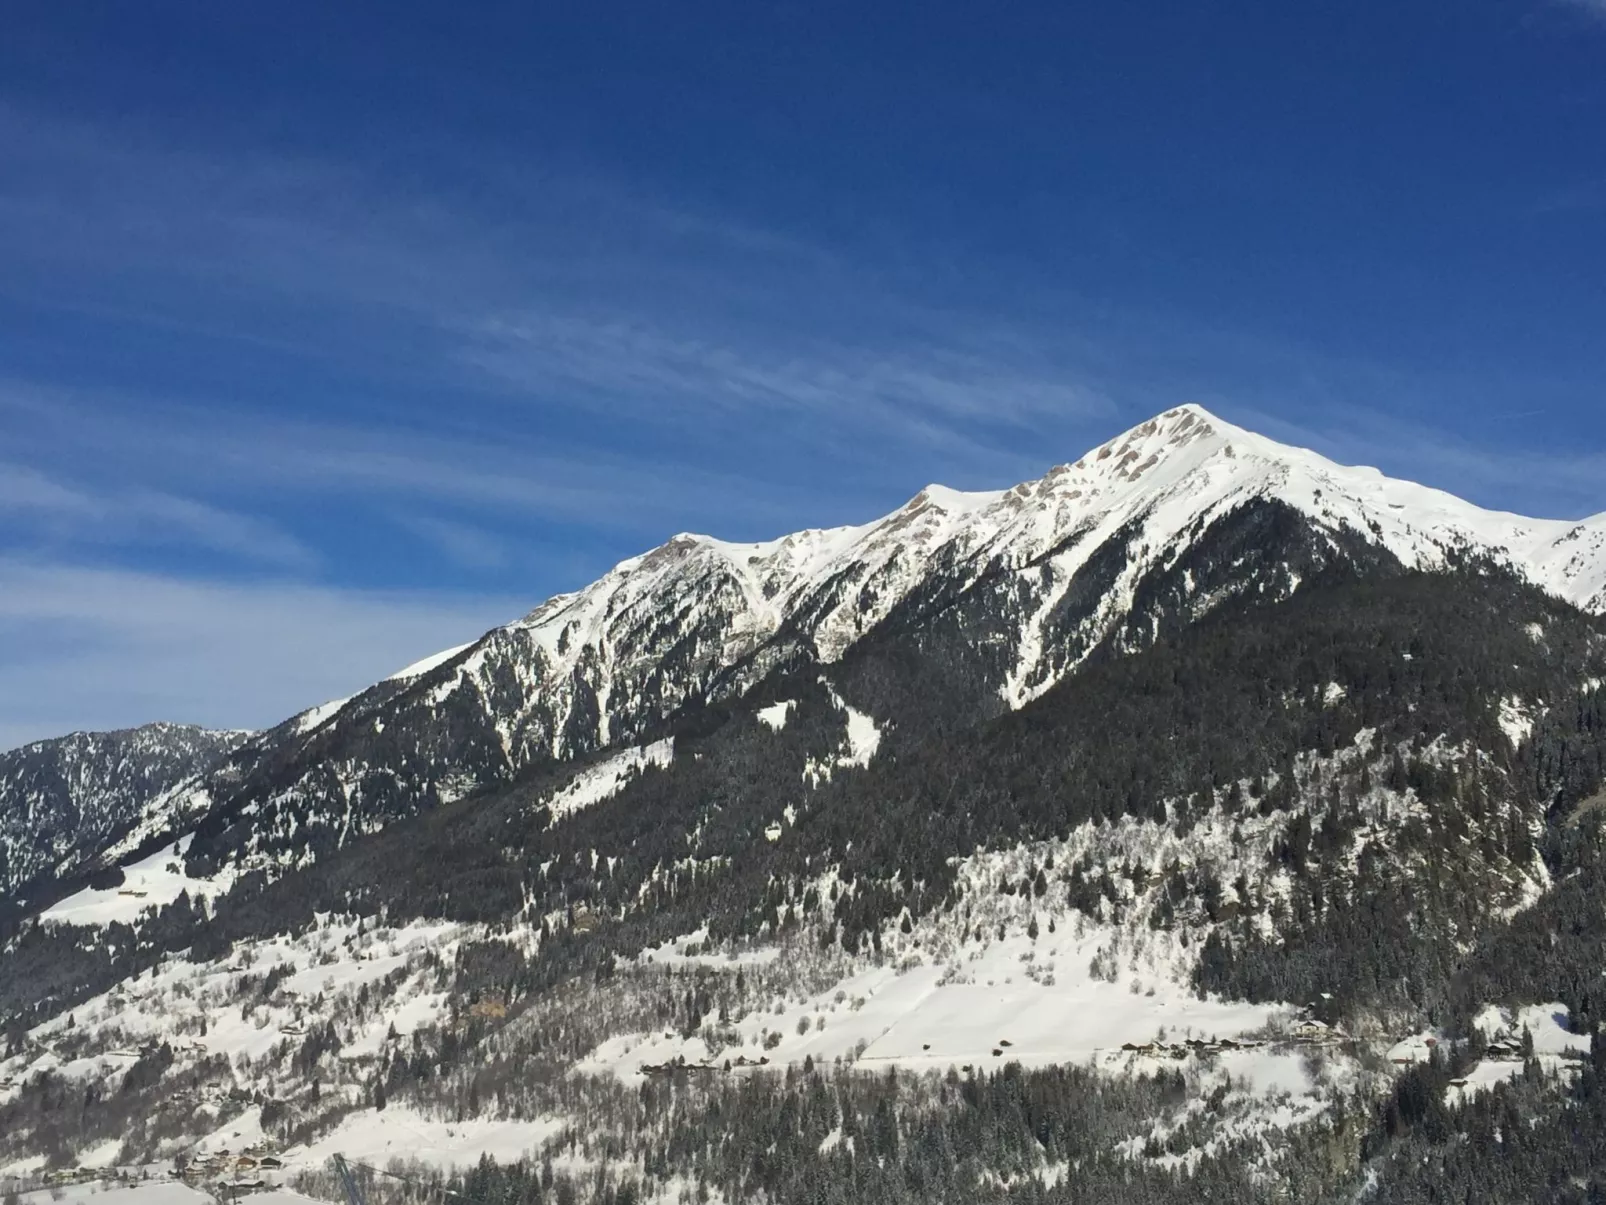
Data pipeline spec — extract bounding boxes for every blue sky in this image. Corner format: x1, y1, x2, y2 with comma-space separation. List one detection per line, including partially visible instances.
3, 1, 1605, 747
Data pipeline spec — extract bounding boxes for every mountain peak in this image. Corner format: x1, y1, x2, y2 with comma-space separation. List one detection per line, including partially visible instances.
1095, 403, 1252, 458
1027, 404, 1241, 504
1152, 401, 1223, 435
1105, 403, 1222, 453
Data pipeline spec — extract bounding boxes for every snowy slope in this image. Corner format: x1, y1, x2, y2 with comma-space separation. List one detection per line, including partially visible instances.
39, 836, 237, 929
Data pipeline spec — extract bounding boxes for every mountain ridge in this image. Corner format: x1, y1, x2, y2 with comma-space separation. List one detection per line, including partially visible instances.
9, 404, 1606, 908
492, 403, 1606, 713
280, 403, 1606, 755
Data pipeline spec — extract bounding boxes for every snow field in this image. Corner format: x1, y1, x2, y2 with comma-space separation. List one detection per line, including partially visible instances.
755, 701, 793, 731
292, 698, 353, 737
290, 1107, 567, 1172
635, 927, 779, 969
540, 739, 674, 822
801, 681, 882, 785
15, 1183, 216, 1205
41, 836, 237, 929
386, 643, 475, 685
581, 920, 1296, 1080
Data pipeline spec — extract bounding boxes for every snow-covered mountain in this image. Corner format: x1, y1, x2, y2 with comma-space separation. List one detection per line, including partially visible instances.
6, 406, 1606, 1203
434, 402, 1606, 714
58, 404, 1606, 886
297, 403, 1606, 736
0, 723, 248, 902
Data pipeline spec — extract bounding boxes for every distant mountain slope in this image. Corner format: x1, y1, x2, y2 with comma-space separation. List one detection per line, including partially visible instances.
0, 723, 247, 901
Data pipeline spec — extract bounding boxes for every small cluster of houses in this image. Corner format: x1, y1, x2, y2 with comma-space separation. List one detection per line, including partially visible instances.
640, 1052, 775, 1077
168, 1081, 249, 1110
641, 1060, 721, 1077
1289, 1016, 1344, 1044
181, 1143, 286, 1193
1118, 1036, 1269, 1061
1387, 1026, 1588, 1078
1110, 1015, 1342, 1062
36, 1165, 112, 1187
1483, 1034, 1528, 1061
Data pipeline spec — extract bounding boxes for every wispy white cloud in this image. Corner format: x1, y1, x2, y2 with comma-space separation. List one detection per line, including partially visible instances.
0, 102, 1114, 473
0, 380, 874, 542
0, 559, 523, 752
459, 311, 1113, 432
398, 515, 511, 571
0, 462, 99, 516
1556, 0, 1606, 21
0, 461, 313, 567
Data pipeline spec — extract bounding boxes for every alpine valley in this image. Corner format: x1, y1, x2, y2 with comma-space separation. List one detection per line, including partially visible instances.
7, 405, 1606, 1205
